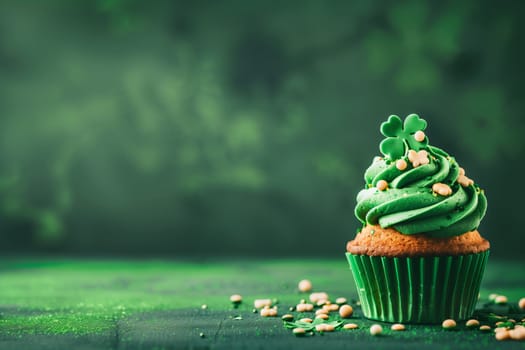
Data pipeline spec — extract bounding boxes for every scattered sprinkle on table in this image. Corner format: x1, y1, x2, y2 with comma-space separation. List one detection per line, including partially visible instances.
442, 319, 456, 330
298, 279, 313, 293
230, 294, 242, 304
466, 319, 480, 328
370, 324, 382, 336
339, 304, 353, 318
344, 323, 358, 330
391, 324, 405, 331
495, 295, 508, 304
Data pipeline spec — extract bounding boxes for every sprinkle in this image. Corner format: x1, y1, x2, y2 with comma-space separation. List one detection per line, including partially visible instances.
281, 314, 294, 321
199, 332, 205, 338
391, 324, 405, 331
254, 299, 272, 309
376, 180, 388, 191
408, 149, 429, 168
479, 325, 491, 332
495, 330, 510, 341
317, 299, 329, 307
324, 324, 335, 332
315, 324, 326, 332
442, 319, 456, 330
201, 304, 208, 310
309, 292, 329, 303
509, 327, 525, 340
268, 307, 278, 317
344, 323, 358, 330
457, 167, 474, 187
298, 279, 313, 293
339, 305, 353, 318
260, 306, 278, 317
316, 324, 335, 332
466, 319, 480, 328
315, 309, 329, 316
495, 295, 508, 304
327, 303, 339, 312
432, 183, 452, 196
414, 130, 426, 142
293, 327, 306, 336
519, 297, 525, 310
230, 294, 242, 304
396, 159, 408, 171
299, 318, 313, 323
335, 297, 347, 305
370, 324, 382, 336
316, 314, 329, 320
296, 303, 314, 312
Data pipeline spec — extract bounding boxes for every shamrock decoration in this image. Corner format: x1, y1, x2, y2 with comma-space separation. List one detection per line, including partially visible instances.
379, 114, 428, 160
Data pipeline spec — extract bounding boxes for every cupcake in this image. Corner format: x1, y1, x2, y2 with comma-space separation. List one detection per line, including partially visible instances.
346, 114, 489, 324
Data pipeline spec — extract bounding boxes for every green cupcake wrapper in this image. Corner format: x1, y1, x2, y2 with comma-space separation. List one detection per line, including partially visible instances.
346, 251, 489, 324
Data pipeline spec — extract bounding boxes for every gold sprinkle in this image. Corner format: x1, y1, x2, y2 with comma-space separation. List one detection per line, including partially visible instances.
479, 325, 491, 332
466, 319, 480, 328
335, 297, 347, 305
442, 319, 456, 329
432, 183, 452, 196
509, 327, 525, 340
519, 297, 525, 310
254, 299, 272, 309
298, 279, 312, 293
293, 327, 306, 336
316, 299, 328, 307
315, 309, 329, 316
327, 303, 339, 311
344, 323, 358, 330
408, 149, 429, 168
376, 180, 388, 191
296, 303, 314, 312
339, 304, 353, 318
414, 130, 425, 142
495, 295, 508, 304
230, 294, 242, 303
370, 324, 383, 336
391, 324, 405, 331
323, 324, 335, 332
495, 330, 511, 341
281, 314, 294, 321
396, 159, 408, 171
309, 292, 329, 303
260, 306, 278, 317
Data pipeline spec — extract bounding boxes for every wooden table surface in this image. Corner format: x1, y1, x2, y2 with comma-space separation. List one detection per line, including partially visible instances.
0, 258, 523, 349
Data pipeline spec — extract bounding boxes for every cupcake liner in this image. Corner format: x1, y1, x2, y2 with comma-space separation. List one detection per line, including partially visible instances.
346, 251, 489, 324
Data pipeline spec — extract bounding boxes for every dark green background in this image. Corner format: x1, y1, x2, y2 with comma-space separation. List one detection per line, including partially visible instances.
0, 0, 523, 258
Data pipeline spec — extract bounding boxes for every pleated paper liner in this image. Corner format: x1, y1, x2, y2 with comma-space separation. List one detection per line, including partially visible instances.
346, 251, 489, 324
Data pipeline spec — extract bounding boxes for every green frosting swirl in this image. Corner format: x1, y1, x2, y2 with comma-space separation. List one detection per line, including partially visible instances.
355, 115, 487, 238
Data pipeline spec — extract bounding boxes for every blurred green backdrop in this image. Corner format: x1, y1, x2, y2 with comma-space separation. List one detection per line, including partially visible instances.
0, 0, 523, 258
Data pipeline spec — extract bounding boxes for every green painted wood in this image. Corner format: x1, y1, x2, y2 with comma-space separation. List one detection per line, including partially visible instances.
0, 258, 523, 349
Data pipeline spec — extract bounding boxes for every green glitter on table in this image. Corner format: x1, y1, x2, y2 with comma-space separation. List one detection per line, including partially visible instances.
0, 259, 523, 349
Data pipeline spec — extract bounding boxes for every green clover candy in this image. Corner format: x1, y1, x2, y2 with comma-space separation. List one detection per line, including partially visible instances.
379, 114, 428, 160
